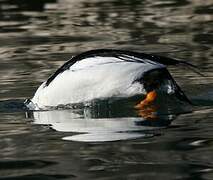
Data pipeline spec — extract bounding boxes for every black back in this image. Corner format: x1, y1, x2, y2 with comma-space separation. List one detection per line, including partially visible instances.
45, 49, 192, 86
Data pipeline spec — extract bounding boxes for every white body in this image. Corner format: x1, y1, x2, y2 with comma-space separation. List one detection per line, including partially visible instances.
30, 56, 165, 109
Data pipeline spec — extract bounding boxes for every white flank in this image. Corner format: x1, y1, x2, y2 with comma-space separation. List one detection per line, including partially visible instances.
31, 56, 164, 109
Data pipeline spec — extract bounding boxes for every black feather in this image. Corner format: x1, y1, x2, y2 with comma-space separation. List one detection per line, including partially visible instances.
45, 49, 200, 86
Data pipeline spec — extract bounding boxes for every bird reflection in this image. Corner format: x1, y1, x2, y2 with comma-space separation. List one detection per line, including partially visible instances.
137, 105, 158, 120
26, 99, 185, 142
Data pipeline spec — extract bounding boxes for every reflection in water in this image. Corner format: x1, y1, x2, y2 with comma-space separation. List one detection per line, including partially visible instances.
28, 99, 180, 142
32, 110, 152, 142
137, 105, 158, 120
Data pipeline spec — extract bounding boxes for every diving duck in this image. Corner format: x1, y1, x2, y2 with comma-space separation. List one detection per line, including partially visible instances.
26, 49, 193, 110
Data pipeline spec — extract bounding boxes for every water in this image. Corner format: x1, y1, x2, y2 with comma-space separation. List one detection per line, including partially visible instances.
0, 0, 213, 179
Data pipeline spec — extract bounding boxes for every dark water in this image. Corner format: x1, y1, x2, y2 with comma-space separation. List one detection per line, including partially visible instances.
0, 0, 213, 179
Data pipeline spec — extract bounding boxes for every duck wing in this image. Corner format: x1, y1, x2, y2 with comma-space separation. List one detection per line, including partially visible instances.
45, 49, 197, 87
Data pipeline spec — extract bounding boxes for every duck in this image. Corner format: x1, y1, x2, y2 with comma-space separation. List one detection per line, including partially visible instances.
25, 49, 195, 110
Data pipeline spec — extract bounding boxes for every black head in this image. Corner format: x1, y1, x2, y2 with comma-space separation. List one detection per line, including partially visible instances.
139, 68, 192, 104
141, 68, 168, 93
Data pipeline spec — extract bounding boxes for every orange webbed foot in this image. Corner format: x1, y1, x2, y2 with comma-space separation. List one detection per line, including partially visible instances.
134, 90, 158, 120
135, 90, 157, 109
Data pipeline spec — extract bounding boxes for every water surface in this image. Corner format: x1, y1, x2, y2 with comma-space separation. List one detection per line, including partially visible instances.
0, 0, 213, 179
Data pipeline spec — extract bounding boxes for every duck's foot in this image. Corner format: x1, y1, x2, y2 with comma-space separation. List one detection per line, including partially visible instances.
135, 90, 157, 109
134, 90, 158, 120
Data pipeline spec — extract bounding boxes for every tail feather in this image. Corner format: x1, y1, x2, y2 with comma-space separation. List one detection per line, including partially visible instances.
149, 54, 204, 77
